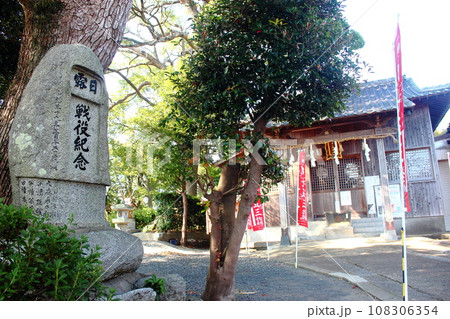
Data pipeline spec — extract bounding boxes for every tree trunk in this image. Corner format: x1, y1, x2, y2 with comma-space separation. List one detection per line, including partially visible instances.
186, 164, 198, 196
201, 118, 268, 301
202, 189, 233, 300
180, 184, 189, 247
0, 0, 133, 202
219, 164, 240, 253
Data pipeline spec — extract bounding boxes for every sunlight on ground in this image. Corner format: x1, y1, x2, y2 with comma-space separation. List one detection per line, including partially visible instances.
317, 237, 449, 253
405, 237, 450, 253
320, 237, 392, 250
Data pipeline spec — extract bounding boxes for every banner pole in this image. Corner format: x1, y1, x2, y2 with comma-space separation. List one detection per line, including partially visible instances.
295, 149, 300, 268
263, 202, 270, 260
265, 227, 270, 260
245, 230, 249, 254
447, 152, 450, 171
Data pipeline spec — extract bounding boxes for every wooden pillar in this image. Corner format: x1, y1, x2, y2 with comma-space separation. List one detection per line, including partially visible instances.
376, 130, 397, 240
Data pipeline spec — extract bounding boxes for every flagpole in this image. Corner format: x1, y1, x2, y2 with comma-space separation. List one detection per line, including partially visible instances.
265, 227, 270, 260
263, 203, 270, 260
447, 152, 450, 171
395, 19, 409, 301
245, 230, 249, 254
295, 149, 300, 268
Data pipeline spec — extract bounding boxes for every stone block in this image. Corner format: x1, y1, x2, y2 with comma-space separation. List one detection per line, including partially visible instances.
114, 288, 156, 301
103, 272, 146, 295
135, 274, 186, 301
76, 229, 144, 281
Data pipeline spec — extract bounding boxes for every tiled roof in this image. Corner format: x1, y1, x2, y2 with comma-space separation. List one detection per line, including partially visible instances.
267, 78, 450, 130
338, 77, 421, 117
415, 83, 450, 99
337, 77, 450, 130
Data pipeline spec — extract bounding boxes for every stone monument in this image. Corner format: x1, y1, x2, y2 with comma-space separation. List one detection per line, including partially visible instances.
9, 44, 143, 280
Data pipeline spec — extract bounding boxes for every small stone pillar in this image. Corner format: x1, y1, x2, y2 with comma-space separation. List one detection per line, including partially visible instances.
9, 44, 143, 280
112, 203, 136, 232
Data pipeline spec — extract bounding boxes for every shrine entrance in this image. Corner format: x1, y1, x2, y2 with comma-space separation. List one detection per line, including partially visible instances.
309, 155, 367, 220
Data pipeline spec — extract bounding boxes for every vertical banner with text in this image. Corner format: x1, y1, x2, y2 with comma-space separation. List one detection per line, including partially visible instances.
247, 188, 266, 231
297, 150, 308, 228
394, 23, 411, 212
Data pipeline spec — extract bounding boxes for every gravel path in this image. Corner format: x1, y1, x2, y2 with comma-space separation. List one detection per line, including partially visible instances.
138, 241, 374, 301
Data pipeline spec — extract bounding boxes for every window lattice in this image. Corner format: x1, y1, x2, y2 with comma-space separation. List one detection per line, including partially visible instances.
338, 157, 364, 190
386, 148, 433, 182
386, 152, 400, 181
269, 169, 292, 192
270, 183, 279, 192
311, 160, 335, 191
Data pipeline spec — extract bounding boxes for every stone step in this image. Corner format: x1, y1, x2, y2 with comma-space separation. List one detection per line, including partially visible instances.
354, 233, 384, 238
351, 218, 384, 225
353, 226, 384, 234
352, 218, 384, 235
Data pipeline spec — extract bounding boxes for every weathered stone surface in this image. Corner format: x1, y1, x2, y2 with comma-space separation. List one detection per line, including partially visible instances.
77, 229, 144, 281
9, 44, 109, 228
103, 272, 146, 295
15, 178, 108, 227
135, 274, 186, 301
9, 44, 144, 282
114, 288, 156, 301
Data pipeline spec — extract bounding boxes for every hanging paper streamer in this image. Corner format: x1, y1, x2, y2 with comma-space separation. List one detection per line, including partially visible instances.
310, 144, 316, 167
362, 138, 371, 162
334, 141, 340, 165
325, 141, 342, 161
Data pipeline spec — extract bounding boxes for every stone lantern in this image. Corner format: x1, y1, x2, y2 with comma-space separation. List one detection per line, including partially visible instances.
112, 203, 136, 232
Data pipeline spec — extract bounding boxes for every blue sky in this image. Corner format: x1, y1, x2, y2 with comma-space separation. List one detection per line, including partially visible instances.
344, 0, 450, 87
344, 0, 450, 130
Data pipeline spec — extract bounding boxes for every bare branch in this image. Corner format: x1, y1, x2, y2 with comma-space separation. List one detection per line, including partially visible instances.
123, 27, 197, 51
110, 63, 156, 73
222, 186, 238, 197
125, 47, 167, 70
108, 68, 155, 109
180, 0, 200, 16
111, 0, 199, 110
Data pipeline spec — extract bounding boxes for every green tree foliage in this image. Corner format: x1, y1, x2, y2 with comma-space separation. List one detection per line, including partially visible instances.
148, 192, 205, 231
0, 201, 112, 300
106, 2, 213, 241
118, 193, 205, 232
107, 66, 196, 203
0, 0, 24, 101
170, 0, 364, 300
174, 0, 364, 137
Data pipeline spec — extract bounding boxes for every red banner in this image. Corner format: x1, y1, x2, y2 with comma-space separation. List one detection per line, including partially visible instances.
297, 150, 308, 227
394, 23, 411, 212
247, 188, 266, 231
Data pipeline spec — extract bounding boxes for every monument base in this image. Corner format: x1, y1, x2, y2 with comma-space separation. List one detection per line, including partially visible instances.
280, 227, 291, 245
16, 178, 109, 228
382, 229, 398, 241
75, 228, 144, 280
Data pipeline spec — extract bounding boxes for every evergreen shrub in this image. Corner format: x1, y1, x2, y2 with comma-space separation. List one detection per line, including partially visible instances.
0, 200, 113, 300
